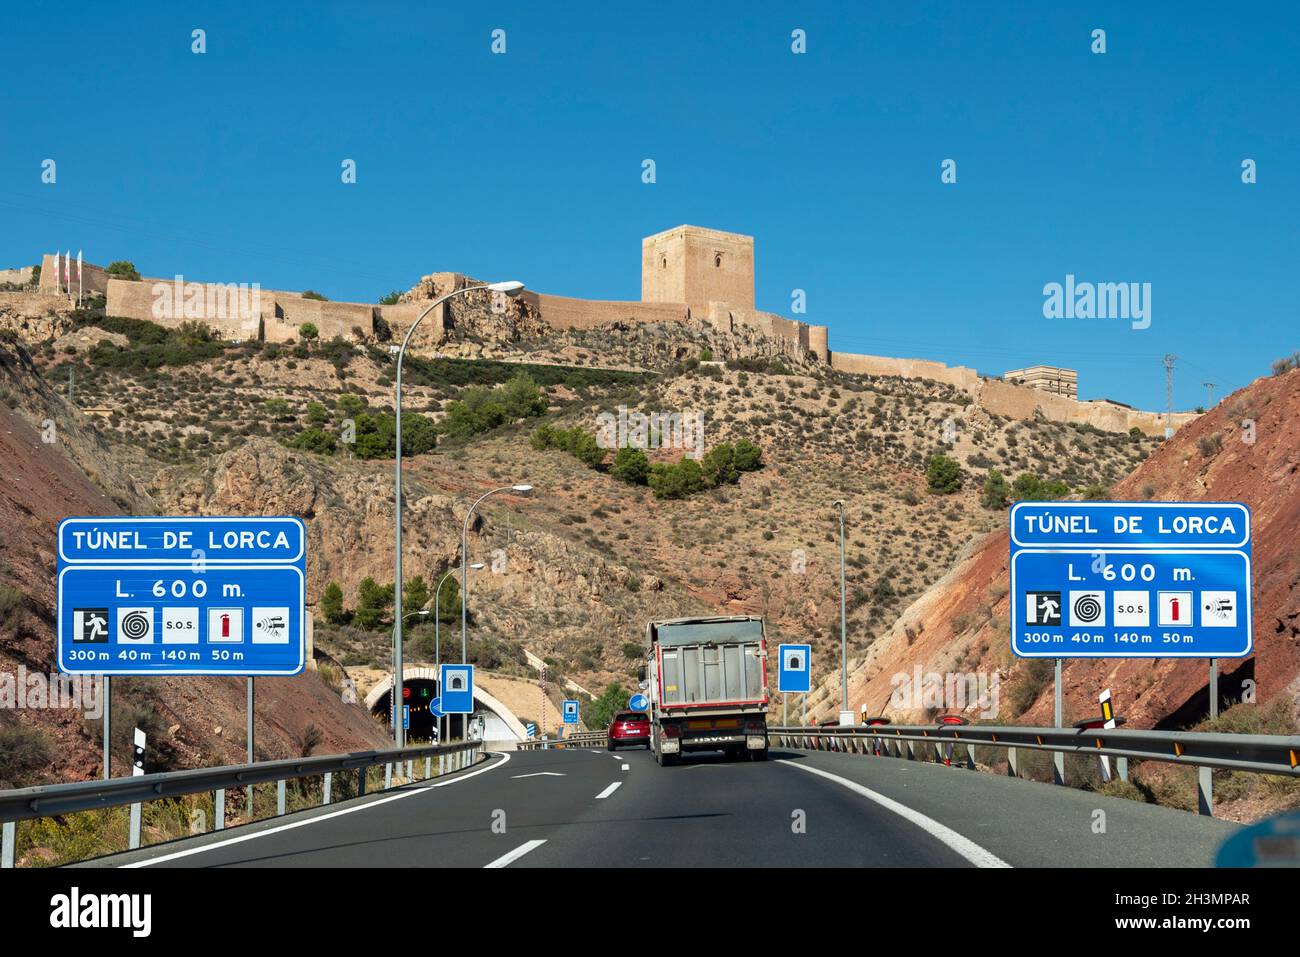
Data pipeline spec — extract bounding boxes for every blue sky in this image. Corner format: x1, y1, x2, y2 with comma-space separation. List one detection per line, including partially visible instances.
2, 1, 1296, 411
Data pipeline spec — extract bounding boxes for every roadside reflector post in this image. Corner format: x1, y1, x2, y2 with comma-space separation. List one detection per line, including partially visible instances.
1007, 746, 1019, 777
276, 779, 286, 816
128, 727, 146, 849
322, 772, 332, 805
1, 821, 14, 868
215, 789, 225, 830
937, 715, 969, 766
425, 757, 431, 780
384, 763, 392, 790
1118, 757, 1129, 782
966, 743, 977, 769
358, 766, 367, 796
1075, 707, 1126, 785
1198, 767, 1214, 817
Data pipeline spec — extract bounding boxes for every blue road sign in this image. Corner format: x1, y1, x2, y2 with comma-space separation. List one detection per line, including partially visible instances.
777, 643, 812, 693
429, 698, 445, 719
439, 664, 474, 713
57, 516, 306, 676
562, 699, 579, 724
1010, 502, 1251, 659
403, 705, 410, 730
628, 693, 649, 711
1215, 809, 1300, 867
526, 722, 536, 739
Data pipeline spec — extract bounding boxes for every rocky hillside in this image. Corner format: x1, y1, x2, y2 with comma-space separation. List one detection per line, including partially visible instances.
1, 299, 1176, 788
71, 333, 1155, 698
818, 363, 1300, 815
0, 337, 393, 790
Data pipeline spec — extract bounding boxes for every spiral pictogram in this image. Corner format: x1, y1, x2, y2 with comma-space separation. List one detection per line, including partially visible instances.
1072, 594, 1102, 623
121, 610, 151, 640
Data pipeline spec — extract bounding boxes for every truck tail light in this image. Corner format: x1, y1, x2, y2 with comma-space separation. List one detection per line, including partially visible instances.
662, 724, 682, 738
744, 719, 765, 733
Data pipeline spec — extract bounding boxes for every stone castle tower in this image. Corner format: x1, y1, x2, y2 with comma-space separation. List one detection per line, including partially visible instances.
641, 225, 755, 314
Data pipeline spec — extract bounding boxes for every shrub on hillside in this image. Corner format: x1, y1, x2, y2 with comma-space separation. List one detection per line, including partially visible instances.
925, 454, 962, 494
442, 372, 548, 438
1011, 473, 1069, 501
981, 469, 1010, 509
0, 721, 53, 789
610, 446, 650, 484
105, 261, 141, 281
648, 457, 707, 499
288, 428, 338, 455
319, 582, 348, 625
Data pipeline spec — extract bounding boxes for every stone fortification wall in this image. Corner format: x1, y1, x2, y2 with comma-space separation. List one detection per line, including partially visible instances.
38, 254, 110, 295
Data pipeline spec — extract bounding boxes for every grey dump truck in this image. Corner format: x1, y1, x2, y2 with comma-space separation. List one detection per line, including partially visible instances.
644, 615, 770, 766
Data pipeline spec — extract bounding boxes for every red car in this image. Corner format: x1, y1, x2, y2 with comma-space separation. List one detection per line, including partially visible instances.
607, 711, 650, 750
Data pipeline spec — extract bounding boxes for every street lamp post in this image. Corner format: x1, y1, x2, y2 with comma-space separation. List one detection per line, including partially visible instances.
834, 500, 848, 718
393, 279, 523, 747
461, 485, 533, 665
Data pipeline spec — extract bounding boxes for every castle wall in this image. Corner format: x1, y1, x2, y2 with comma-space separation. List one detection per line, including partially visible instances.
830, 351, 981, 390
377, 301, 445, 349
272, 295, 375, 342
0, 266, 36, 286
106, 277, 266, 340
527, 292, 690, 330
39, 254, 110, 295
829, 349, 1194, 436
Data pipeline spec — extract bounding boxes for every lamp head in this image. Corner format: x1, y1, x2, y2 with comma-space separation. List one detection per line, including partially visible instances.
487, 280, 525, 296
511, 484, 534, 494
469, 562, 485, 570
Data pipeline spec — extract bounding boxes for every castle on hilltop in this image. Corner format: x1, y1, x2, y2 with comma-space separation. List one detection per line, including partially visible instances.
14, 226, 1196, 436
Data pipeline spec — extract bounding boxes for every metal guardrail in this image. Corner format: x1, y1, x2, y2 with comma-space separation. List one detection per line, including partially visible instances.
771, 724, 1300, 817
0, 738, 484, 868
517, 731, 608, 750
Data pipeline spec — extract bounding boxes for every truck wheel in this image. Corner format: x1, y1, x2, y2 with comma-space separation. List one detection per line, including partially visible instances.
607, 742, 617, 751
748, 748, 768, 762
657, 748, 678, 767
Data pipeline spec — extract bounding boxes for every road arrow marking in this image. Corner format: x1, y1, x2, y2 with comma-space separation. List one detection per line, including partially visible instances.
511, 772, 566, 778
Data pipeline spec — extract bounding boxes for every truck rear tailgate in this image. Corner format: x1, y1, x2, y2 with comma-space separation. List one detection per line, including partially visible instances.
659, 641, 763, 706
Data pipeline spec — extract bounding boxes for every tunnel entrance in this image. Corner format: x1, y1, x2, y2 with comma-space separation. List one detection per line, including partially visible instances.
371, 678, 471, 742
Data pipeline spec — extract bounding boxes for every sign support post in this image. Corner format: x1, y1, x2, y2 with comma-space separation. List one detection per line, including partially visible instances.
1209, 659, 1218, 719
102, 675, 111, 780
1053, 658, 1064, 785
246, 676, 254, 816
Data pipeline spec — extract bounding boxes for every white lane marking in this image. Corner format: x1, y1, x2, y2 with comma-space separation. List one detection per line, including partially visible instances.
511, 772, 565, 778
621, 763, 629, 771
595, 782, 622, 799
779, 760, 1011, 869
485, 839, 547, 868
122, 752, 511, 868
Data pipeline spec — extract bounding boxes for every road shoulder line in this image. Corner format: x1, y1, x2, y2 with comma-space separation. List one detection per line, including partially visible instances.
778, 758, 1011, 868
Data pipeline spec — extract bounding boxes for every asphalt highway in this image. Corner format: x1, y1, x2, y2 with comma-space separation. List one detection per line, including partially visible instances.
86, 746, 1238, 868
